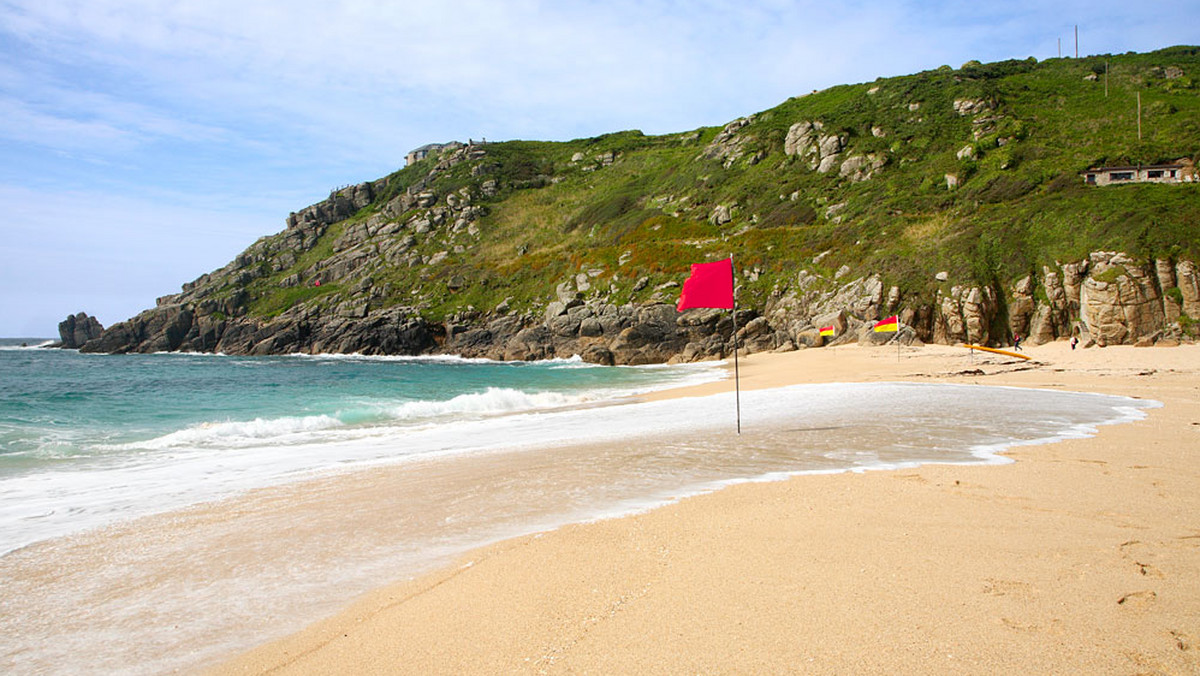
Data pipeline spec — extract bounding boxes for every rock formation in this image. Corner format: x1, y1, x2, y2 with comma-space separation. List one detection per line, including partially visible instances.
57, 312, 104, 349
76, 233, 1198, 363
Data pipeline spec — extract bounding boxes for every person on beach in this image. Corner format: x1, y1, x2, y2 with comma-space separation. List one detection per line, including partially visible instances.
1014, 334, 1023, 351
1071, 336, 1078, 350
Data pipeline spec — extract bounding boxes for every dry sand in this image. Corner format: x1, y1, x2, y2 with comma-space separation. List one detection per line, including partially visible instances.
211, 342, 1200, 675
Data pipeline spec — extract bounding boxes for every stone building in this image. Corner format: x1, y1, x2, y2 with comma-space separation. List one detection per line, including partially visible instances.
1082, 161, 1196, 186
405, 142, 463, 166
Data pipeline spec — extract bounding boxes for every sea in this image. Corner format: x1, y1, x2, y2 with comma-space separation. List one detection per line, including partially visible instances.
0, 339, 1156, 674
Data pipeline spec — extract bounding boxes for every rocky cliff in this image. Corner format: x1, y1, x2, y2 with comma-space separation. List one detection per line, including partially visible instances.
74, 47, 1200, 360
78, 200, 1197, 361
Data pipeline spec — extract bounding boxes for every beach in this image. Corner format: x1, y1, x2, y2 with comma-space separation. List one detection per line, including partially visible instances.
210, 341, 1200, 675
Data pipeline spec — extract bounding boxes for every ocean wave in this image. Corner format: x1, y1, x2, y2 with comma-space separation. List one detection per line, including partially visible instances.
290, 352, 507, 364
384, 386, 583, 420
95, 387, 590, 451
98, 414, 347, 451
0, 340, 57, 350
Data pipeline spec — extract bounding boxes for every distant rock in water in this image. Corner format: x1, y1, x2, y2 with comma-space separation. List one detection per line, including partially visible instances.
58, 312, 104, 349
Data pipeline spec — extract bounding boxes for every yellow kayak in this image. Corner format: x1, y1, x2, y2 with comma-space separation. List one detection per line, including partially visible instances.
963, 344, 1032, 360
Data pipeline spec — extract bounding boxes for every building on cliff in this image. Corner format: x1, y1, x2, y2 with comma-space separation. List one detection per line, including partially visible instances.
1082, 161, 1196, 186
405, 142, 463, 166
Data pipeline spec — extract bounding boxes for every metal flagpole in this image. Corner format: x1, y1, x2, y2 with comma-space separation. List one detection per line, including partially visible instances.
730, 256, 741, 435
897, 316, 902, 362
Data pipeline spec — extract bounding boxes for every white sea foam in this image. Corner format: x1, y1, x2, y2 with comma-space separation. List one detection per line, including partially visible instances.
383, 386, 584, 419
292, 351, 508, 364
0, 340, 56, 350
90, 387, 609, 454
0, 381, 1154, 558
102, 414, 347, 450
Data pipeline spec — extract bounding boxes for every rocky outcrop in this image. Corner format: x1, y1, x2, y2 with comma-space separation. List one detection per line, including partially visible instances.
953, 98, 995, 116
1005, 253, 1196, 348
57, 312, 103, 349
699, 116, 757, 168
80, 249, 1198, 361
786, 120, 886, 181
1079, 253, 1165, 346
286, 181, 380, 232
784, 120, 847, 174
932, 285, 998, 345
1176, 260, 1200, 317
83, 304, 438, 356
838, 153, 887, 182
79, 294, 746, 366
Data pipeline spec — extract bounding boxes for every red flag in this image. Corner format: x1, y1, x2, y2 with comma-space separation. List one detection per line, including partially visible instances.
677, 258, 734, 311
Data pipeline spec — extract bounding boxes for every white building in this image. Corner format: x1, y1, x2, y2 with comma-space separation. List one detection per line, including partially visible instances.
1082, 162, 1196, 186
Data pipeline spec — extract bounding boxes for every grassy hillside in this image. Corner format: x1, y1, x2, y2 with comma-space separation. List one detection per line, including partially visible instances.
232, 46, 1200, 324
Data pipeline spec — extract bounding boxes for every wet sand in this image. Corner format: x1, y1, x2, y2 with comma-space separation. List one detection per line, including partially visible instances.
211, 341, 1200, 674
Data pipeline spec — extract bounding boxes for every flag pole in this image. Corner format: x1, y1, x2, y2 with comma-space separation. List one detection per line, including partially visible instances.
897, 316, 902, 362
730, 255, 741, 435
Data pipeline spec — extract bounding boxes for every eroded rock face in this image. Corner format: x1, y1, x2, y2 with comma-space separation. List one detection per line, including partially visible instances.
933, 285, 996, 345
87, 247, 1199, 362
1026, 266, 1071, 344
1005, 254, 1195, 347
1177, 260, 1200, 318
1008, 275, 1035, 339
761, 272, 889, 349
1079, 254, 1165, 346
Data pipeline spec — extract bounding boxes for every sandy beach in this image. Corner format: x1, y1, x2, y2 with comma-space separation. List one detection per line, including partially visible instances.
211, 341, 1200, 674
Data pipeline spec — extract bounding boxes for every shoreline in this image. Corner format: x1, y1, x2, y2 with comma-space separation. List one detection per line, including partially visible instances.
210, 341, 1200, 674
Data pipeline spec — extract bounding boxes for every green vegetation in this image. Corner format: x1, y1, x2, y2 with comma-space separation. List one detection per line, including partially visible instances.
228, 47, 1200, 321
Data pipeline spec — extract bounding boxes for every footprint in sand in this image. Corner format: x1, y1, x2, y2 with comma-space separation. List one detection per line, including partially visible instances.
1136, 561, 1165, 578
1117, 590, 1157, 609
983, 578, 1033, 598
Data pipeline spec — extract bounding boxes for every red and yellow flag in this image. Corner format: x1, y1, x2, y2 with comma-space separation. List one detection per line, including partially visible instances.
873, 315, 899, 333
819, 326, 835, 336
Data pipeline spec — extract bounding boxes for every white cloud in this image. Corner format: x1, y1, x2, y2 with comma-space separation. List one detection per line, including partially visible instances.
1, 0, 1197, 336
6, 0, 1191, 156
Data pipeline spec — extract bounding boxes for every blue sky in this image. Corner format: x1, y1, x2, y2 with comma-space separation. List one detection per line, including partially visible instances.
1, 0, 1197, 337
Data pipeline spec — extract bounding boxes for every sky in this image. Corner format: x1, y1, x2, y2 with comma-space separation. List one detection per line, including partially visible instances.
1, 1, 1197, 337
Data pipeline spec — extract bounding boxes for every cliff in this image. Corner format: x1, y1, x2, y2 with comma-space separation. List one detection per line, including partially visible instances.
79, 47, 1200, 361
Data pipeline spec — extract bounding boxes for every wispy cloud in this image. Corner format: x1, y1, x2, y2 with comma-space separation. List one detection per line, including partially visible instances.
1, 0, 1197, 335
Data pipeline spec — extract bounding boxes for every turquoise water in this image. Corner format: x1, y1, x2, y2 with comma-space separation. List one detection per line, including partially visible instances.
0, 342, 725, 553
0, 342, 712, 466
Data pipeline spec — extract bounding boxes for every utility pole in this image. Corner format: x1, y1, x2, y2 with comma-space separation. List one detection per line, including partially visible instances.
1058, 38, 1061, 58
1075, 25, 1079, 58
1137, 91, 1142, 140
